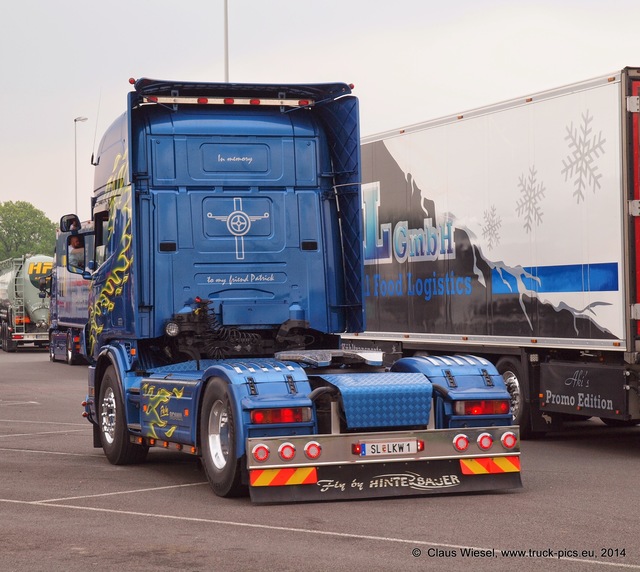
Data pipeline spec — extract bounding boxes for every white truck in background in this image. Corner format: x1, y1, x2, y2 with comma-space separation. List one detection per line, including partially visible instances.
345, 67, 640, 436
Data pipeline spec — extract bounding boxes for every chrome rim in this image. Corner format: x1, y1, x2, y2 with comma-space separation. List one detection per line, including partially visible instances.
67, 336, 73, 363
503, 369, 522, 423
100, 387, 117, 445
208, 399, 230, 470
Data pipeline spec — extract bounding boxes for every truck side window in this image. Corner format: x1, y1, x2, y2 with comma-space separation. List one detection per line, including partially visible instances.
94, 213, 109, 268
68, 235, 85, 269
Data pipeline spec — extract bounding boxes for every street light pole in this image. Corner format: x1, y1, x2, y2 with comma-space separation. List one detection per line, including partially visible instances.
224, 0, 229, 82
74, 116, 88, 215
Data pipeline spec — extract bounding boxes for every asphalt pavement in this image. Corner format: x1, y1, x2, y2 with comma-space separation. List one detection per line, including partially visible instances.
1, 348, 639, 572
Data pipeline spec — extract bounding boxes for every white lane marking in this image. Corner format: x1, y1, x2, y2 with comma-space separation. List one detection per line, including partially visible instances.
36, 482, 209, 503
0, 447, 102, 457
0, 429, 88, 438
0, 419, 87, 426
0, 498, 637, 569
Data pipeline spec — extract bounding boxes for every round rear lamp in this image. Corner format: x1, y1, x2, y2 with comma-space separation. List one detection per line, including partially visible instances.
252, 444, 270, 462
477, 432, 493, 451
501, 432, 518, 449
453, 434, 469, 452
278, 442, 296, 461
304, 441, 322, 460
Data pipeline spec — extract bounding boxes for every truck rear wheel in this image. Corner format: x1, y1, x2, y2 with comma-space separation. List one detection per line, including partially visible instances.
200, 377, 245, 497
496, 357, 530, 432
98, 365, 148, 465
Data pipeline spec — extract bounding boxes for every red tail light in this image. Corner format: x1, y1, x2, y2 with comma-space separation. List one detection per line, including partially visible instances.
453, 434, 469, 452
250, 407, 311, 424
477, 433, 493, 450
278, 442, 296, 461
304, 441, 322, 460
454, 400, 510, 416
501, 432, 518, 449
252, 444, 270, 462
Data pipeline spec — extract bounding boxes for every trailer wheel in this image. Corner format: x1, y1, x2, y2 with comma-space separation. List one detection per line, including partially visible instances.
496, 357, 531, 431
49, 334, 56, 362
98, 365, 148, 465
600, 418, 640, 428
200, 377, 245, 497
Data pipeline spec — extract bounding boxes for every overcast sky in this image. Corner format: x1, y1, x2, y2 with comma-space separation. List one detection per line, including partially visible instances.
2, 0, 639, 223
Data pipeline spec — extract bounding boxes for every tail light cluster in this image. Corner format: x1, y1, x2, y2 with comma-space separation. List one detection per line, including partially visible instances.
250, 407, 311, 424
453, 431, 518, 452
454, 400, 510, 416
251, 440, 322, 463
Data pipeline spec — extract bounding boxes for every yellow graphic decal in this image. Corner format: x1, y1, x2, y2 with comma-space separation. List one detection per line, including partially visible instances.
141, 383, 185, 439
88, 151, 133, 357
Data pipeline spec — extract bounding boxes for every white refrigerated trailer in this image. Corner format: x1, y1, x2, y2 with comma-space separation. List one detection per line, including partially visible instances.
346, 67, 640, 436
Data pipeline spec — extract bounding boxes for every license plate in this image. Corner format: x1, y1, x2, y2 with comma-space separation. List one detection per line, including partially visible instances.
358, 439, 418, 457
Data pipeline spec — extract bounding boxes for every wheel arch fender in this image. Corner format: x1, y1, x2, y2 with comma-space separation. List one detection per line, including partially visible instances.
197, 368, 248, 460
94, 346, 129, 424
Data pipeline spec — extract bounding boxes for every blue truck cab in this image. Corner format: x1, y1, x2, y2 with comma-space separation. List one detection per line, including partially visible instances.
68, 78, 520, 502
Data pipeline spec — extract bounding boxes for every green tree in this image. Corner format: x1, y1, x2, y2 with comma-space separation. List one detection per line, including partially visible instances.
0, 201, 56, 260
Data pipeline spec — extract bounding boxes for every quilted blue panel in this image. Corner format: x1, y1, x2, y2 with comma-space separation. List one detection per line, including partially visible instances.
320, 372, 432, 428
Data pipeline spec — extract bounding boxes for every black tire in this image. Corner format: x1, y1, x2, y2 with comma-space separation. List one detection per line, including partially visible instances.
496, 356, 535, 437
66, 332, 77, 365
98, 365, 148, 465
200, 377, 245, 497
600, 417, 640, 428
49, 334, 56, 362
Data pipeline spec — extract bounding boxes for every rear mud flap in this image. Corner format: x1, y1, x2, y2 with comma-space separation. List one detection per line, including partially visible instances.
249, 458, 522, 503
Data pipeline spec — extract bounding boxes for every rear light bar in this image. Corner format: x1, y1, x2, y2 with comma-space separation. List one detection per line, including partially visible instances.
454, 400, 510, 416
250, 407, 312, 425
250, 440, 323, 463
453, 431, 518, 452
142, 95, 314, 107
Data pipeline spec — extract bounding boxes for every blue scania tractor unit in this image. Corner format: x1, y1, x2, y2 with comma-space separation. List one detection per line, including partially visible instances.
66, 78, 521, 502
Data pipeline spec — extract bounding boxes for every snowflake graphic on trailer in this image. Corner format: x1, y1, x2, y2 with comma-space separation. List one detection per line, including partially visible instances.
482, 205, 501, 249
516, 167, 545, 233
561, 110, 606, 203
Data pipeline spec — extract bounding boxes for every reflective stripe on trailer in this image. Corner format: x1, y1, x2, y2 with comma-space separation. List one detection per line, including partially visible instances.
250, 467, 318, 487
460, 456, 521, 475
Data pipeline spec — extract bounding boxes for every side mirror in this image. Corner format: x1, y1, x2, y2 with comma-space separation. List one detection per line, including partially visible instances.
60, 214, 82, 233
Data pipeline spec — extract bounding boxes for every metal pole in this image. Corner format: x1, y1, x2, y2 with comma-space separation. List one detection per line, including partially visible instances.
74, 117, 88, 215
224, 0, 229, 82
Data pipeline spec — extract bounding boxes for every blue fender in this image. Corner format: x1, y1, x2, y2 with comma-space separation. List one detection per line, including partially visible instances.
391, 355, 512, 428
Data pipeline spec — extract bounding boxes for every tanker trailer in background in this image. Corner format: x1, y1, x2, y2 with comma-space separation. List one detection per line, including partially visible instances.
0, 255, 53, 352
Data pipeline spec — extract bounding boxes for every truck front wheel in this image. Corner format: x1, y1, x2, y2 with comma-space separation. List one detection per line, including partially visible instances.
200, 377, 245, 497
98, 365, 148, 465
